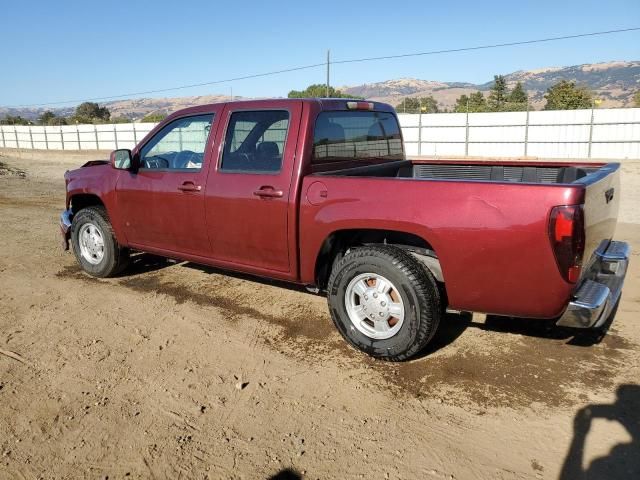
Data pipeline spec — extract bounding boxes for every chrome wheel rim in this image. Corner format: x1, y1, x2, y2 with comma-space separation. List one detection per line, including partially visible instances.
78, 222, 105, 265
344, 273, 405, 340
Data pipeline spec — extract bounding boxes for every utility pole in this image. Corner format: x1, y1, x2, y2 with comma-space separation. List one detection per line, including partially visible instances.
326, 50, 330, 98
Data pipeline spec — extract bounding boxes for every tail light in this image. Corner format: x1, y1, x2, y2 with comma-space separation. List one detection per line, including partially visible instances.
346, 101, 374, 110
548, 205, 585, 283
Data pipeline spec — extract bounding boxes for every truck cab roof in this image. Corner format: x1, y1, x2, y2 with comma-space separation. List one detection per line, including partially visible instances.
163, 98, 396, 120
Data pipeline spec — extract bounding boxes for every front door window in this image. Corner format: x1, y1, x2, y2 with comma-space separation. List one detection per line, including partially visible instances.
139, 114, 214, 170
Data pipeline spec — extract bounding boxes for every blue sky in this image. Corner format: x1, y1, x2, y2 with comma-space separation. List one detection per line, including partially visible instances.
2, 0, 639, 107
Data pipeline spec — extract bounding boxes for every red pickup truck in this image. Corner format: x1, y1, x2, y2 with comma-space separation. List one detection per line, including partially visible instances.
60, 98, 630, 360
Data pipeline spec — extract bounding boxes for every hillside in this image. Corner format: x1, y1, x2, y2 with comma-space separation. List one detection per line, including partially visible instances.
0, 94, 237, 122
342, 61, 640, 110
104, 94, 236, 119
1, 61, 638, 121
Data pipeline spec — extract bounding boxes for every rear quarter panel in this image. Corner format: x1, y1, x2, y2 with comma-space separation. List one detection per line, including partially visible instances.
299, 176, 585, 318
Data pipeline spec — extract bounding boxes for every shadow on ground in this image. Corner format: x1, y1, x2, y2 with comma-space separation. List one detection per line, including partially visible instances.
480, 314, 613, 347
61, 251, 626, 357
118, 252, 180, 277
559, 384, 640, 479
415, 306, 618, 359
268, 468, 302, 480
183, 261, 313, 295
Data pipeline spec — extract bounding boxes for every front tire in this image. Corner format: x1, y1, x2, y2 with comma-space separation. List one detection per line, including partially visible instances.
70, 206, 129, 278
327, 245, 441, 361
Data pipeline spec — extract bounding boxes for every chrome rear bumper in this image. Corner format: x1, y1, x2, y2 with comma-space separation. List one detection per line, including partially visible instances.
557, 240, 630, 328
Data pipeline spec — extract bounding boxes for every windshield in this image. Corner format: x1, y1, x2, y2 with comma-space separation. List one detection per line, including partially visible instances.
312, 111, 404, 171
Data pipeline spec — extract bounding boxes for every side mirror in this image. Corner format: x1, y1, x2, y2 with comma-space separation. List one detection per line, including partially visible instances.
110, 149, 133, 170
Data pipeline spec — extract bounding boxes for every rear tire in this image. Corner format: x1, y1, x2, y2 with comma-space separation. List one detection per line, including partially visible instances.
327, 245, 441, 361
70, 206, 129, 278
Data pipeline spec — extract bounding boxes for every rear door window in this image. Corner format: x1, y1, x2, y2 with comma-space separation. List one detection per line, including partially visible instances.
220, 110, 290, 173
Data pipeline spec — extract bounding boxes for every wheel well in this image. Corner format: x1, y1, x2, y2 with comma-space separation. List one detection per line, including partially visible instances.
314, 229, 438, 289
70, 194, 104, 214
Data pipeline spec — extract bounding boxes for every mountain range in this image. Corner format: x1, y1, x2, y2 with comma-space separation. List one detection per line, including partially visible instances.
341, 60, 640, 110
1, 61, 638, 121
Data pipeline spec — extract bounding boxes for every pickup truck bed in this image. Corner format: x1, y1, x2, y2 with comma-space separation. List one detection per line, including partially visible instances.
301, 158, 623, 321
318, 159, 599, 184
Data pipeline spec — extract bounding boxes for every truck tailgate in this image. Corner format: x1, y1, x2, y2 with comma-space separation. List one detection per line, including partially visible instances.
556, 162, 630, 329
581, 163, 621, 272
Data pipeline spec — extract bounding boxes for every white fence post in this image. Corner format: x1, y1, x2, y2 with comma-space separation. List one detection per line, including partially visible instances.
60, 126, 64, 151
524, 107, 530, 157
114, 124, 118, 149
94, 124, 99, 150
588, 106, 595, 159
14, 126, 18, 149
464, 110, 470, 156
417, 113, 422, 156
0, 127, 5, 148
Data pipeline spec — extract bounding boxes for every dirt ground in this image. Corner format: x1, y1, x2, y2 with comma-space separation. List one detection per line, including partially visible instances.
1, 149, 639, 480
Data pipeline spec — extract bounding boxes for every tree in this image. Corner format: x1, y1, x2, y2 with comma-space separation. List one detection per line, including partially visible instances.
506, 82, 528, 111
395, 97, 419, 113
111, 116, 130, 124
73, 102, 111, 123
453, 91, 488, 113
141, 112, 167, 122
456, 77, 528, 113
487, 75, 508, 111
395, 96, 439, 114
634, 91, 640, 107
544, 81, 592, 110
111, 116, 132, 124
287, 84, 360, 99
38, 111, 57, 125
0, 115, 30, 125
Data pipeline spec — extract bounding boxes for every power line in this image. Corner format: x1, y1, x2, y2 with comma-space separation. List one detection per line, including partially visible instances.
332, 27, 640, 65
7, 26, 640, 108
9, 62, 326, 107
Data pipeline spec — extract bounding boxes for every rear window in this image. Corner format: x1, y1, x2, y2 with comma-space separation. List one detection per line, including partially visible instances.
312, 111, 404, 171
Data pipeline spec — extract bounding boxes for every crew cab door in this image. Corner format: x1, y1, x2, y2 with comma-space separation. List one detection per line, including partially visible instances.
204, 101, 302, 274
115, 112, 218, 256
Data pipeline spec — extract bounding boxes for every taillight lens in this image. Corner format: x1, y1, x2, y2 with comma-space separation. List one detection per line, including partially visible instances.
548, 205, 585, 283
346, 101, 374, 110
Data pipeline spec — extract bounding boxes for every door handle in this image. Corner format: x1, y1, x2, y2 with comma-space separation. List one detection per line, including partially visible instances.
253, 186, 283, 198
178, 181, 202, 192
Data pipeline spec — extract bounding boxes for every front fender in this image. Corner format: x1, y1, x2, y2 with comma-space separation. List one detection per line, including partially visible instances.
64, 164, 127, 245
